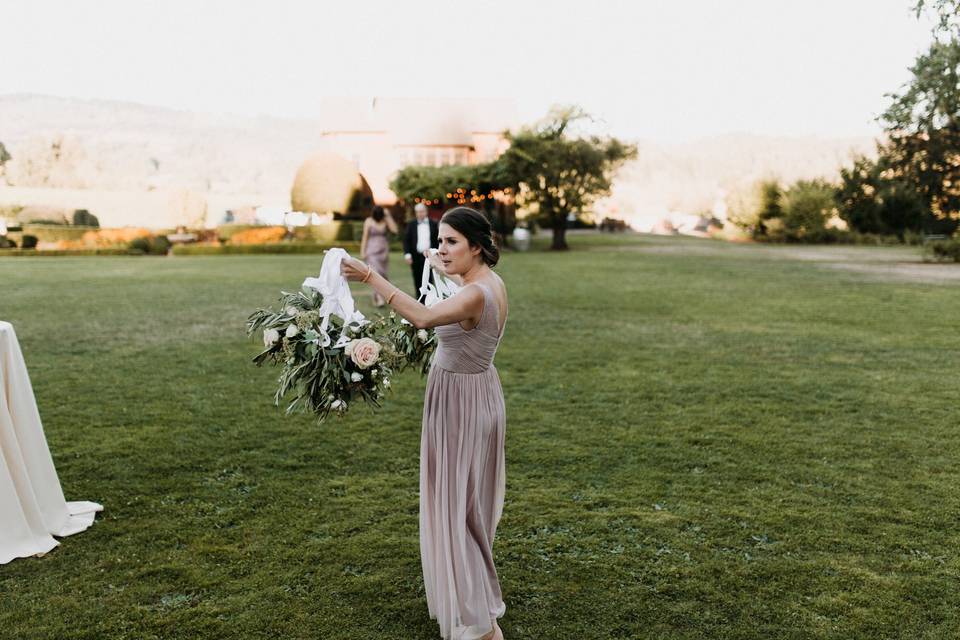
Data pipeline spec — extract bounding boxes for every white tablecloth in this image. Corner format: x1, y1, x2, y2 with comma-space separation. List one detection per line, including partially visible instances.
0, 321, 102, 564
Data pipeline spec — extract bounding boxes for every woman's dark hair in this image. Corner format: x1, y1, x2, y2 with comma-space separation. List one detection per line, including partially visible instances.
371, 206, 385, 222
440, 207, 500, 267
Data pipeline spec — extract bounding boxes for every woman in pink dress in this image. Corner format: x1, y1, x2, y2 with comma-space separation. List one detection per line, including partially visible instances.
359, 206, 399, 306
343, 207, 508, 640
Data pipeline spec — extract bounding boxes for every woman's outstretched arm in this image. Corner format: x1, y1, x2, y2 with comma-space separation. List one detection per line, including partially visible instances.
342, 257, 481, 330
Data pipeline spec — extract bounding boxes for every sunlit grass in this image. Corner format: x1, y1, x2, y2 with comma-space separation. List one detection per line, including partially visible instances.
1, 234, 958, 639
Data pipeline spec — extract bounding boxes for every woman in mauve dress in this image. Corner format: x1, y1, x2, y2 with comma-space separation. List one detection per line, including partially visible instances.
343, 206, 508, 640
359, 206, 398, 306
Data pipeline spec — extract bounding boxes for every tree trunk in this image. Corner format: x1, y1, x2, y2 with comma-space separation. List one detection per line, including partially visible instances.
551, 212, 569, 250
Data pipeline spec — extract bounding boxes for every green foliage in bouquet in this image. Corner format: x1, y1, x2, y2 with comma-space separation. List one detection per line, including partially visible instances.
382, 311, 437, 376
246, 289, 395, 422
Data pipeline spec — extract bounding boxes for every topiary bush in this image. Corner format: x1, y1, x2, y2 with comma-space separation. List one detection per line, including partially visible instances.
72, 209, 100, 228
21, 235, 38, 249
0, 236, 17, 249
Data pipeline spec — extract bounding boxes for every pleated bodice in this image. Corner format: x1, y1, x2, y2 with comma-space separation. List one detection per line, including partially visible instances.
432, 283, 504, 374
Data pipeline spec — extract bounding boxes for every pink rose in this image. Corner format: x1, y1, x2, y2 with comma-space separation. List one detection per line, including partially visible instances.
348, 337, 380, 369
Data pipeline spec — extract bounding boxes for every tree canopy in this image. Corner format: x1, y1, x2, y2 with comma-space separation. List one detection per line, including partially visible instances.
878, 38, 960, 233
390, 106, 637, 250
498, 107, 637, 250
389, 162, 515, 205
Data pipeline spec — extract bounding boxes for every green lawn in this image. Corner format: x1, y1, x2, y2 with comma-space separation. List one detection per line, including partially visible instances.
1, 234, 959, 639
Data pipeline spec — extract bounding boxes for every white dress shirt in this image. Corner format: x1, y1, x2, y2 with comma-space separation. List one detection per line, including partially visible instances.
406, 220, 432, 259
416, 220, 431, 254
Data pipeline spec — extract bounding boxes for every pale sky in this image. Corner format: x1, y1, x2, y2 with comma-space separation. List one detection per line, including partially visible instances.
3, 0, 938, 142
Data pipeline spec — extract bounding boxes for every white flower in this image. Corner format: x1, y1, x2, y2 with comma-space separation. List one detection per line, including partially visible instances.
371, 369, 378, 377
285, 306, 299, 317
263, 328, 281, 347
330, 399, 343, 409
417, 329, 429, 342
285, 324, 299, 338
350, 372, 363, 382
383, 378, 391, 388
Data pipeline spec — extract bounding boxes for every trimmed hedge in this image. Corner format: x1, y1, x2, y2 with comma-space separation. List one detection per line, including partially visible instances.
21, 224, 99, 243
172, 242, 362, 256
0, 248, 144, 257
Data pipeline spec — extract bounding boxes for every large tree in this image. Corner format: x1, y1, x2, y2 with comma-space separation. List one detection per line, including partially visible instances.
879, 38, 960, 234
498, 107, 637, 250
915, 0, 960, 36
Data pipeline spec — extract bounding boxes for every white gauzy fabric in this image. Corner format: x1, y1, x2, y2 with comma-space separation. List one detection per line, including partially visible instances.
302, 248, 368, 346
419, 249, 461, 307
0, 321, 102, 565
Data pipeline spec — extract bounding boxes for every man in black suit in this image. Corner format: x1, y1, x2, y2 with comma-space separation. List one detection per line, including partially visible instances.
403, 202, 439, 300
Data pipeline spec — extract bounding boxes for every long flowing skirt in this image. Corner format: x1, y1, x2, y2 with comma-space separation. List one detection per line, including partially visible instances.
419, 366, 506, 639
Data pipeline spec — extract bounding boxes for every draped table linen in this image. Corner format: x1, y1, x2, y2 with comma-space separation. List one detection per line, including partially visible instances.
0, 321, 102, 564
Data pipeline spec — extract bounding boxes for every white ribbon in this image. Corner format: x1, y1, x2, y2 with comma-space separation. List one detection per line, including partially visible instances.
302, 248, 367, 347
419, 248, 461, 307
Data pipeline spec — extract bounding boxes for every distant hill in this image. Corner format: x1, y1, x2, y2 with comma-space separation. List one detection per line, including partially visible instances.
0, 93, 320, 195
0, 94, 876, 228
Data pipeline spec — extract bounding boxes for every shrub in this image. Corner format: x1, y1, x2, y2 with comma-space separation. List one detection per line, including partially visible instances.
927, 238, 960, 262
72, 209, 100, 228
216, 224, 258, 242
229, 226, 287, 245
836, 154, 948, 238
0, 236, 17, 249
22, 224, 97, 243
777, 179, 837, 242
21, 235, 38, 249
79, 228, 151, 247
129, 235, 171, 255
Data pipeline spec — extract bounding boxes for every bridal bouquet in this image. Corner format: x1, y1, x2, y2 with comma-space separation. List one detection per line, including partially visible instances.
382, 312, 436, 376
246, 249, 395, 422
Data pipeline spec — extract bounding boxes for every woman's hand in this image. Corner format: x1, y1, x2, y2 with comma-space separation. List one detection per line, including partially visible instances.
341, 256, 371, 282
427, 251, 445, 273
